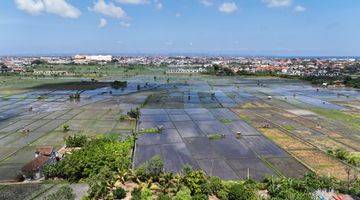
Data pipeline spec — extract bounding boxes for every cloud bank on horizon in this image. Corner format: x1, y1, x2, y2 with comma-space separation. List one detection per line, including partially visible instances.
13, 0, 306, 23
1, 0, 360, 56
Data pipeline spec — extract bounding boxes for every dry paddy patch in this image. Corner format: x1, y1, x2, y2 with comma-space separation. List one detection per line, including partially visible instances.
259, 128, 313, 150
289, 149, 355, 180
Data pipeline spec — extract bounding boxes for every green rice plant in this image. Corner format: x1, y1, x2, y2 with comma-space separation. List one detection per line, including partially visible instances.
119, 114, 128, 121
220, 119, 232, 124
63, 124, 70, 132
140, 128, 160, 134
208, 134, 223, 140
282, 124, 295, 132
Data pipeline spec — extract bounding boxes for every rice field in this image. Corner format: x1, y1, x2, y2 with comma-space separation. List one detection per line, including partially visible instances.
1, 75, 359, 182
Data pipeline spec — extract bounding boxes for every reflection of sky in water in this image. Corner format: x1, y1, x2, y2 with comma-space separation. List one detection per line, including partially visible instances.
296, 96, 344, 110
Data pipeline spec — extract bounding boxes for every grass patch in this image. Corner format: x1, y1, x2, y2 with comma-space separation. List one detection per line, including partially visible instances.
139, 127, 160, 134
282, 124, 295, 132
312, 108, 360, 130
220, 119, 232, 124
238, 115, 251, 123
208, 133, 224, 140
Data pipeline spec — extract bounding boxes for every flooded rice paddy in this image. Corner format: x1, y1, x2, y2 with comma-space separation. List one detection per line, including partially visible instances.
0, 76, 359, 181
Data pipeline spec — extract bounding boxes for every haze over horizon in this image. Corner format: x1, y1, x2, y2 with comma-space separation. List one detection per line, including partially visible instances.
1, 0, 360, 56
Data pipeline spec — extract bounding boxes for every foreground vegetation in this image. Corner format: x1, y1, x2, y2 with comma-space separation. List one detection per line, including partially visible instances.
42, 135, 360, 200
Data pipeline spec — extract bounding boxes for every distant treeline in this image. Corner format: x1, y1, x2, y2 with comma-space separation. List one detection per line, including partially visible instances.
204, 64, 360, 88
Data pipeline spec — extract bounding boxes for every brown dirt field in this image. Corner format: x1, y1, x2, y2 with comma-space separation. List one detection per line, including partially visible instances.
306, 137, 355, 152
289, 149, 354, 180
335, 138, 360, 152
293, 130, 313, 138
259, 128, 313, 150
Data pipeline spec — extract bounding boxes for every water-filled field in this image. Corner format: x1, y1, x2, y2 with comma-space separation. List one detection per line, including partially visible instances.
0, 75, 359, 181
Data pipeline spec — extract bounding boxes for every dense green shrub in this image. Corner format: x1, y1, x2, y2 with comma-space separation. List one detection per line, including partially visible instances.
64, 134, 88, 147
174, 187, 192, 200
140, 188, 152, 200
113, 187, 126, 199
192, 193, 208, 200
157, 193, 171, 200
87, 166, 116, 199
227, 183, 257, 200
181, 166, 209, 195
208, 176, 224, 195
131, 188, 142, 200
45, 136, 134, 182
136, 155, 164, 181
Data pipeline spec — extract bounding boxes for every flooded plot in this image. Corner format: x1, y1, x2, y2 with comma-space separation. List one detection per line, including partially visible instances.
141, 109, 167, 115
226, 120, 262, 136
296, 96, 344, 110
136, 129, 182, 146
210, 136, 256, 158
174, 121, 204, 138
169, 114, 192, 122
2, 146, 36, 164
42, 110, 70, 120
265, 157, 309, 178
242, 136, 289, 157
0, 147, 18, 160
195, 120, 232, 136
3, 76, 360, 181
165, 109, 186, 115
227, 158, 277, 181
161, 143, 200, 173
141, 114, 171, 122
0, 163, 23, 181
190, 113, 216, 121
197, 159, 239, 180
73, 109, 108, 120
0, 119, 34, 133
184, 137, 219, 159
31, 131, 69, 147
209, 108, 239, 120
134, 145, 163, 167
138, 121, 174, 130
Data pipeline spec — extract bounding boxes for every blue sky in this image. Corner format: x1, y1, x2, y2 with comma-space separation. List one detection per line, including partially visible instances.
1, 0, 360, 56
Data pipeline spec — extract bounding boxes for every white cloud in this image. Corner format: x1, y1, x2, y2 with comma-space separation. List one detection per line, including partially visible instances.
42, 0, 81, 18
120, 21, 130, 28
200, 0, 213, 7
294, 5, 306, 12
262, 0, 292, 8
155, 2, 162, 10
91, 0, 128, 19
175, 12, 181, 18
116, 0, 149, 5
14, 0, 81, 18
15, 0, 44, 15
219, 2, 238, 14
98, 18, 107, 28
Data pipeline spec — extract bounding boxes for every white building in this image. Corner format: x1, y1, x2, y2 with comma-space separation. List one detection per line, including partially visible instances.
73, 55, 113, 64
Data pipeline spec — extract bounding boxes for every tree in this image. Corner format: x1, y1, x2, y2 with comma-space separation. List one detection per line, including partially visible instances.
64, 134, 88, 147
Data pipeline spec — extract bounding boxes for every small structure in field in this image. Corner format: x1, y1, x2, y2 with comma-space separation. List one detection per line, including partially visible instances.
21, 146, 57, 180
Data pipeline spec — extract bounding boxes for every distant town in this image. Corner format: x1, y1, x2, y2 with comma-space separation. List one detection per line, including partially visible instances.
0, 55, 359, 76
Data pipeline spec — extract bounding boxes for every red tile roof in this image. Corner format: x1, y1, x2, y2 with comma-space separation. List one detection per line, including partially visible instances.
21, 155, 50, 173
35, 146, 54, 156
